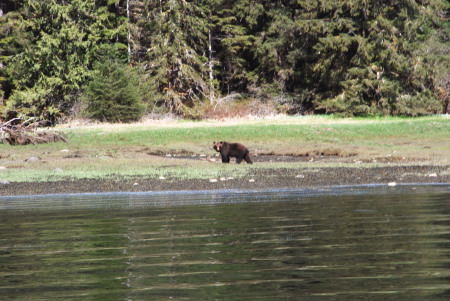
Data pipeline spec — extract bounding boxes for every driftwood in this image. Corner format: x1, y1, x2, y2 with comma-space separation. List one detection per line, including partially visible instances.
0, 117, 68, 145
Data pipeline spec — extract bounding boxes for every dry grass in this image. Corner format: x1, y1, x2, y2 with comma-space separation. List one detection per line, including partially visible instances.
58, 114, 401, 131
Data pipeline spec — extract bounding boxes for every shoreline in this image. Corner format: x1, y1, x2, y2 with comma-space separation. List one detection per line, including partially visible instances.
3, 183, 449, 199
2, 165, 449, 197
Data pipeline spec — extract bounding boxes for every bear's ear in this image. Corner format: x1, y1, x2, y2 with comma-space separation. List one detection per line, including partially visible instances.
220, 141, 223, 143
213, 141, 216, 143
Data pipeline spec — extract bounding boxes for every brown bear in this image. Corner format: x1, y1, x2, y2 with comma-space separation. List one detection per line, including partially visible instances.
213, 141, 253, 164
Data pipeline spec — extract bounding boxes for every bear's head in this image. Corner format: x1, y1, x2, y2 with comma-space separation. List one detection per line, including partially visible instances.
213, 141, 224, 152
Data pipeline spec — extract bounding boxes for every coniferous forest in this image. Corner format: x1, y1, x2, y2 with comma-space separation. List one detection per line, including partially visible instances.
0, 1, 449, 123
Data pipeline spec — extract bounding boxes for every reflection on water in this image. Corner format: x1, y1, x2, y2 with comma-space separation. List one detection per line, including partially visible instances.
0, 185, 449, 300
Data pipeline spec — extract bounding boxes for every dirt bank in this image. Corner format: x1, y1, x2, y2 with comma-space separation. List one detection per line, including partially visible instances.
1, 164, 449, 197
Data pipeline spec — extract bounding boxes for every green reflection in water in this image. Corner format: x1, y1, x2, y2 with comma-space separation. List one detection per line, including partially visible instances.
0, 186, 449, 300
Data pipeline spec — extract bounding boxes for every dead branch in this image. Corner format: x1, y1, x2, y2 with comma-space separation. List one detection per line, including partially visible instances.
0, 117, 68, 146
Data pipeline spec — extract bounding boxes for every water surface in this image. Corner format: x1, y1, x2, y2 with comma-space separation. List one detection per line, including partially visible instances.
1, 185, 449, 300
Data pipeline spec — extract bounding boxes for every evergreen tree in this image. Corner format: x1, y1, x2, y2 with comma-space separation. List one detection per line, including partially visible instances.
3, 0, 127, 122
213, 0, 264, 95
83, 48, 144, 123
136, 0, 209, 118
253, 0, 448, 116
0, 0, 26, 109
1, 0, 448, 121
253, 1, 312, 102
316, 0, 445, 116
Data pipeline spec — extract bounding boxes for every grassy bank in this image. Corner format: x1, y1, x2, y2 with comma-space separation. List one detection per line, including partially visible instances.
0, 115, 449, 183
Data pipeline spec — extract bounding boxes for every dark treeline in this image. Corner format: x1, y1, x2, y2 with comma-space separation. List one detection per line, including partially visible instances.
0, 0, 449, 123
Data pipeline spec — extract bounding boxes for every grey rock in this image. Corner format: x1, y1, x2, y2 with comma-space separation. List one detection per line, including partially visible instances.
26, 157, 41, 162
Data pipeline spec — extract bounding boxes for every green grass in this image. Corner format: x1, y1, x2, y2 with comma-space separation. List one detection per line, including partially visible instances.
0, 115, 449, 182
59, 116, 449, 152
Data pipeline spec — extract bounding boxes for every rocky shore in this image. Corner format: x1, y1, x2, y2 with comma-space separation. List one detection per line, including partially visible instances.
1, 165, 449, 197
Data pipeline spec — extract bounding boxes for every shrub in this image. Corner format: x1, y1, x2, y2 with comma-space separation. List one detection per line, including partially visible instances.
82, 58, 144, 123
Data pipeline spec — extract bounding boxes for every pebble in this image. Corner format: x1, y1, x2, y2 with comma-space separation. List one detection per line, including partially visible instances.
209, 179, 218, 183
54, 168, 64, 173
295, 174, 305, 178
249, 179, 255, 183
0, 180, 10, 185
428, 173, 437, 177
26, 157, 41, 162
388, 182, 397, 187
0, 166, 6, 170
159, 176, 165, 180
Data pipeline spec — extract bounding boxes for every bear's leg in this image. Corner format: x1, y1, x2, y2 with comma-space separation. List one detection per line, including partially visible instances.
245, 153, 253, 164
221, 154, 230, 163
236, 157, 243, 164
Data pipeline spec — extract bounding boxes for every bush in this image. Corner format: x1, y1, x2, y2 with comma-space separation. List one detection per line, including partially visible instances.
82, 58, 144, 123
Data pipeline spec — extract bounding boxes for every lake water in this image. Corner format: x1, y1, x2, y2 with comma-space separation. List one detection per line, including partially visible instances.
0, 185, 449, 300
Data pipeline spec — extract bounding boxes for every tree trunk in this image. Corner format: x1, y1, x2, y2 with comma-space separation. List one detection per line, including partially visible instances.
127, 0, 131, 61
208, 27, 214, 104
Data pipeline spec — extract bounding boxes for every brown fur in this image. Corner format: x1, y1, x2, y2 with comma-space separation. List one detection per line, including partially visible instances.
213, 141, 253, 164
